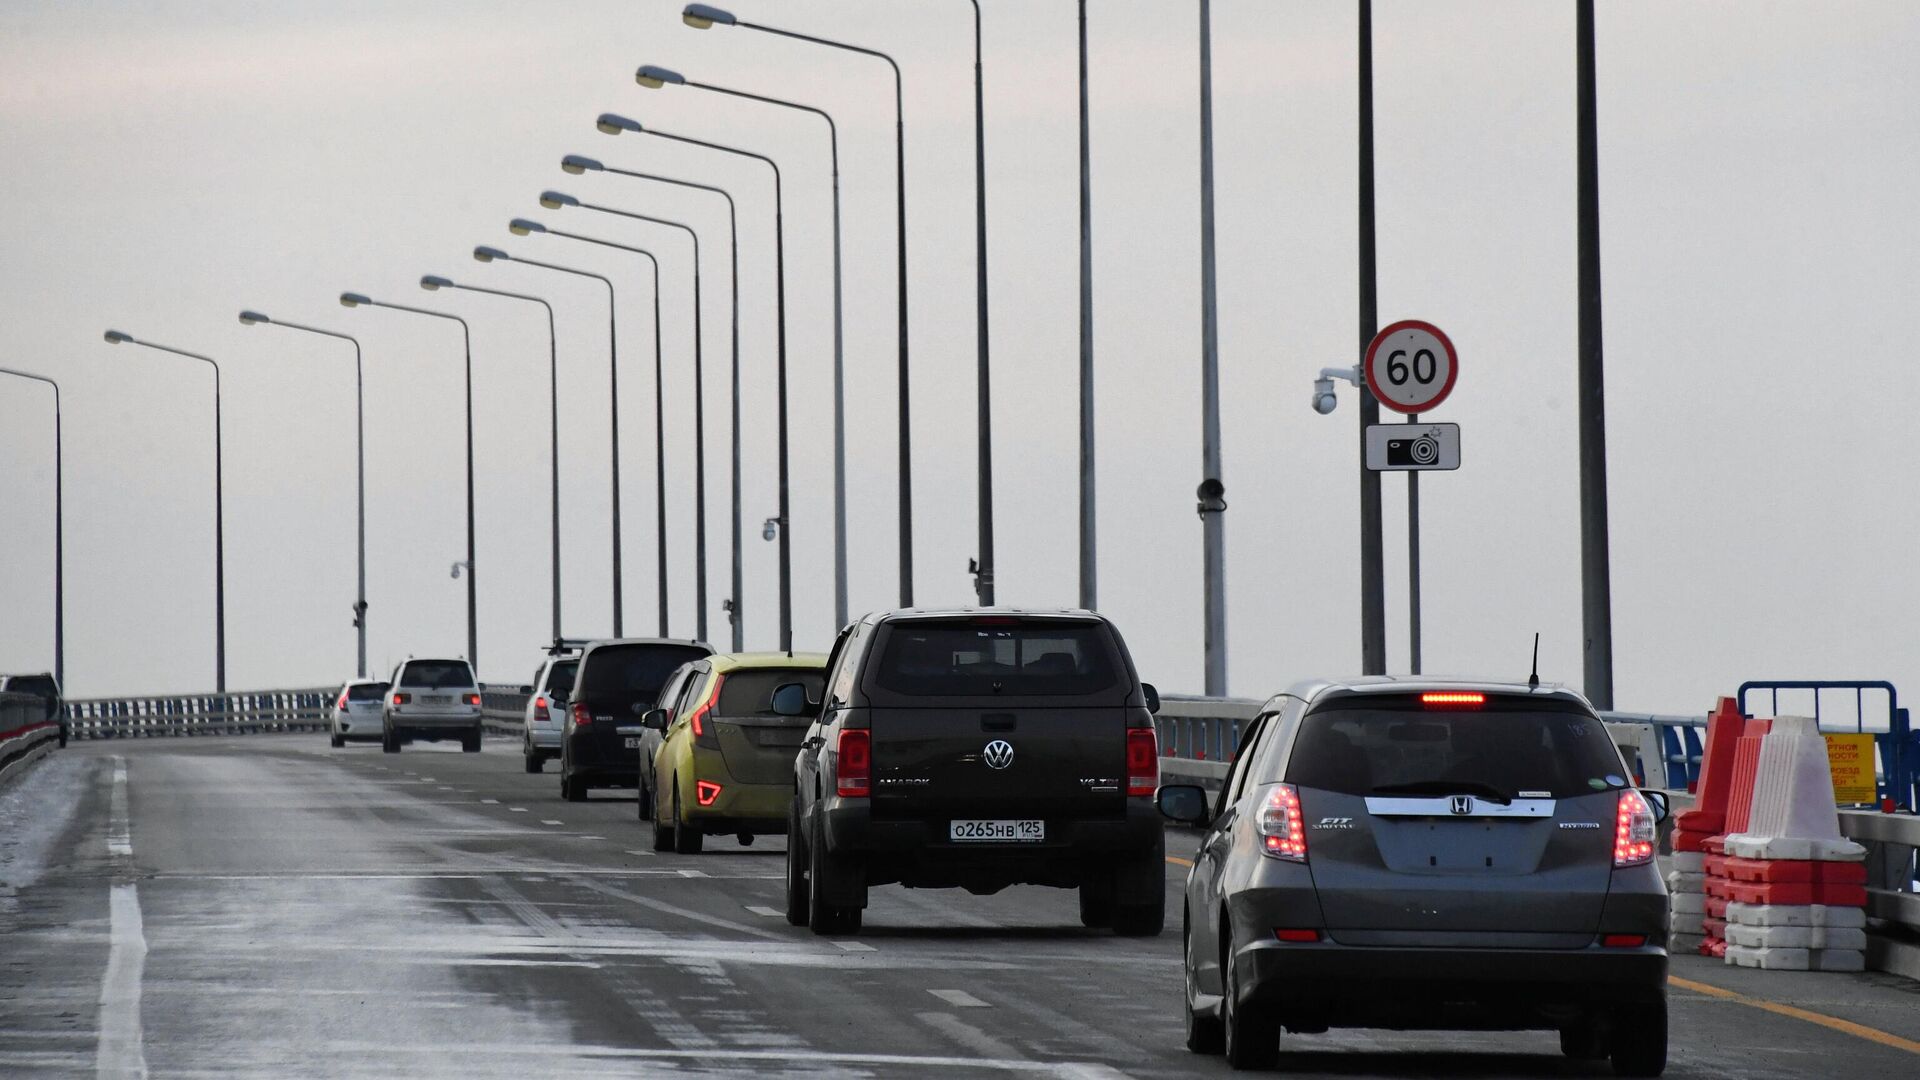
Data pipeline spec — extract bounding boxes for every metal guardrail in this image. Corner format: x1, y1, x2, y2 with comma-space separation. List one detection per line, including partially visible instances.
480, 685, 529, 736
66, 688, 337, 739
1839, 809, 1920, 981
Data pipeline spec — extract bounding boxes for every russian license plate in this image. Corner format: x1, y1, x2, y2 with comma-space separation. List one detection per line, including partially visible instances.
949, 819, 1044, 843
422, 695, 450, 704
624, 737, 643, 749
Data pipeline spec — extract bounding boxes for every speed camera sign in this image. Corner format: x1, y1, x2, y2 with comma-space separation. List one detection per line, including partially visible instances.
1364, 319, 1457, 414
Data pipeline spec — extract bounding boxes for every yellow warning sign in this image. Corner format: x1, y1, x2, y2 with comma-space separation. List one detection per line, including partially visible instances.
1823, 733, 1878, 805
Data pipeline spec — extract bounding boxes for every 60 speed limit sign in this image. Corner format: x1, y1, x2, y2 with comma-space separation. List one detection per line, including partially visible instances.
1364, 319, 1457, 414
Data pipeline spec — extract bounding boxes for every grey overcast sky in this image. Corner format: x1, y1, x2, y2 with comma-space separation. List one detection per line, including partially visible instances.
3, 1, 1917, 714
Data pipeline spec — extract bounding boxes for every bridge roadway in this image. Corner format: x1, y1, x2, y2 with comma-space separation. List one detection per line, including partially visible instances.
2, 737, 1917, 1079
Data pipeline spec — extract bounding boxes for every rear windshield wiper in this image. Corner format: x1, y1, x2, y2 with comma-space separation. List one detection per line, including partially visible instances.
1369, 780, 1514, 805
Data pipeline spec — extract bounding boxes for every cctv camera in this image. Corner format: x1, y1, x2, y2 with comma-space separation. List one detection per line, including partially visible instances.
1311, 377, 1338, 415
761, 517, 779, 542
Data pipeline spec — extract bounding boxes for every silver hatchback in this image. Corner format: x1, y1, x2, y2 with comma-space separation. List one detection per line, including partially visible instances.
381, 658, 483, 753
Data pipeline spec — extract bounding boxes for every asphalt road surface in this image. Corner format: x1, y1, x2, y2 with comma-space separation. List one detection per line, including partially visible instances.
3, 736, 1918, 1078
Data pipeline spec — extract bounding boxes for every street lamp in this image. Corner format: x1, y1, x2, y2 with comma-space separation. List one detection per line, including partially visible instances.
238, 310, 370, 677
635, 64, 850, 629
418, 276, 563, 644
561, 153, 745, 652
338, 292, 479, 671
681, 4, 917, 606
0, 366, 63, 685
597, 112, 794, 654
103, 330, 227, 693
511, 216, 675, 640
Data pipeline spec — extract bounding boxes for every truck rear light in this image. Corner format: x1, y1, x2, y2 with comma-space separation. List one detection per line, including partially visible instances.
696, 780, 723, 807
391, 692, 410, 706
570, 702, 593, 728
1601, 934, 1647, 948
1257, 783, 1307, 862
338, 692, 350, 709
466, 693, 481, 707
1421, 692, 1486, 708
1614, 790, 1656, 867
533, 695, 549, 723
1125, 728, 1158, 797
1273, 928, 1321, 943
686, 675, 725, 749
836, 729, 871, 798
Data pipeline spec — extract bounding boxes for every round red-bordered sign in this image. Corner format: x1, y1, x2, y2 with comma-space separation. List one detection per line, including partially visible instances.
1364, 319, 1458, 414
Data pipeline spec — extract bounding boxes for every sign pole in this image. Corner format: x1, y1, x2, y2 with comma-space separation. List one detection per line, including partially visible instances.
1357, 0, 1386, 678
1408, 412, 1422, 675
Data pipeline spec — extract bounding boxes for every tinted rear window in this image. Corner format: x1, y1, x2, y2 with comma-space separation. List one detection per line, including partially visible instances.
1286, 701, 1626, 800
719, 670, 826, 716
4, 676, 57, 700
346, 683, 388, 701
580, 645, 710, 701
872, 620, 1119, 696
544, 660, 578, 697
397, 661, 475, 689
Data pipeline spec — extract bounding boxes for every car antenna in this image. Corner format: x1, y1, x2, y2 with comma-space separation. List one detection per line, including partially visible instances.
1527, 632, 1541, 689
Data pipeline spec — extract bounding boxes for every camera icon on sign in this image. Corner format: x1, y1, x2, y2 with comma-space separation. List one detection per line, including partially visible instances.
1386, 435, 1440, 467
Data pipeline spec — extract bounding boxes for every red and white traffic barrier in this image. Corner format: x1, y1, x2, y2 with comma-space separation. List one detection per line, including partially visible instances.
1667, 698, 1745, 953
1707, 715, 1868, 971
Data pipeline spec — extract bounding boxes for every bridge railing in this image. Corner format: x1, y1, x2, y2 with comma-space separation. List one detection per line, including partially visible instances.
65, 688, 336, 739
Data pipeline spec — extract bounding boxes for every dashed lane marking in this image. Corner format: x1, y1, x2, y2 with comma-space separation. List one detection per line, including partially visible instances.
481, 798, 499, 804
830, 940, 876, 953
676, 869, 708, 878
745, 906, 784, 918
540, 820, 563, 826
1669, 975, 1920, 1055
928, 989, 990, 1008
509, 808, 528, 813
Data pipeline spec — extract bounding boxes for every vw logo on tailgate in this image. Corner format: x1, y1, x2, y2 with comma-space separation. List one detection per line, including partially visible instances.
982, 739, 1014, 770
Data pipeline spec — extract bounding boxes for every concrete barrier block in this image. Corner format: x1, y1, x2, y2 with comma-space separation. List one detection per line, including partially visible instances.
1669, 910, 1705, 936
1724, 902, 1867, 929
1672, 851, 1706, 874
1671, 891, 1707, 914
1724, 922, 1868, 951
1666, 869, 1707, 892
1670, 930, 1707, 954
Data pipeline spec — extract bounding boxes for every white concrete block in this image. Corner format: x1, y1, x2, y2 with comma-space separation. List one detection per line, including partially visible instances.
1724, 902, 1867, 929
1672, 851, 1706, 874
1665, 869, 1707, 892
1669, 910, 1705, 936
1670, 891, 1706, 915
1724, 922, 1867, 951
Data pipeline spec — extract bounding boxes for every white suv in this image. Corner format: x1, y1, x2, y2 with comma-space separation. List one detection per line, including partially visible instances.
381, 658, 483, 753
330, 678, 390, 747
521, 650, 581, 773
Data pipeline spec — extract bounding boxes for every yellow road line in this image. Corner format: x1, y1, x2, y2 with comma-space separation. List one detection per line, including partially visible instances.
1165, 855, 1194, 868
1668, 975, 1920, 1055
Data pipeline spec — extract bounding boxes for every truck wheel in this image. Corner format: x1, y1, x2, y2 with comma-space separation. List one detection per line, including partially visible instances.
807, 814, 863, 935
561, 772, 587, 802
784, 800, 811, 927
382, 729, 400, 753
1609, 1000, 1667, 1078
523, 743, 542, 773
672, 786, 704, 854
1222, 926, 1279, 1070
1078, 882, 1114, 929
1111, 890, 1165, 936
463, 729, 482, 753
1561, 1016, 1608, 1060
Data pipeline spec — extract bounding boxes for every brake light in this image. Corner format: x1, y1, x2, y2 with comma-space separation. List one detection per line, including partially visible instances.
391, 692, 410, 706
970, 616, 1020, 626
836, 728, 872, 798
1614, 790, 1656, 866
1273, 928, 1321, 943
338, 692, 350, 709
533, 695, 549, 723
1421, 692, 1486, 708
696, 780, 723, 807
466, 693, 481, 707
571, 702, 592, 728
686, 674, 725, 749
1257, 783, 1307, 862
1126, 728, 1158, 797
1601, 933, 1647, 948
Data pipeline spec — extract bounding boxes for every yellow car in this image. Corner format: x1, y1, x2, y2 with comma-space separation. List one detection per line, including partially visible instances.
644, 652, 827, 854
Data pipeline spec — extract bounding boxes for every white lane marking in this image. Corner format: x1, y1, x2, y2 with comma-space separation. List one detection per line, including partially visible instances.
580, 835, 606, 841
540, 820, 564, 826
106, 762, 132, 858
308, 1041, 1100, 1071
481, 798, 499, 804
624, 850, 656, 857
675, 868, 707, 878
928, 989, 990, 1008
419, 776, 435, 782
745, 905, 784, 918
918, 1011, 1024, 1062
830, 940, 876, 952
95, 883, 149, 1079
509, 807, 528, 813
1054, 1066, 1132, 1080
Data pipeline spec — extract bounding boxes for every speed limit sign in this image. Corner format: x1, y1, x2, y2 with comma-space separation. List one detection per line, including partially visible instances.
1364, 319, 1457, 414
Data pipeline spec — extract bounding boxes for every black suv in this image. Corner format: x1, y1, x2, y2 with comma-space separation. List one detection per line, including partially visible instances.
560, 638, 712, 802
1, 674, 65, 748
779, 609, 1164, 935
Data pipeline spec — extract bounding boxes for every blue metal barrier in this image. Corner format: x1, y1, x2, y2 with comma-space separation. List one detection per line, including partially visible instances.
1737, 680, 1917, 811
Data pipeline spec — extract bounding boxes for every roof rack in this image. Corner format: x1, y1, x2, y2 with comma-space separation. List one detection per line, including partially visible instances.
548, 637, 594, 656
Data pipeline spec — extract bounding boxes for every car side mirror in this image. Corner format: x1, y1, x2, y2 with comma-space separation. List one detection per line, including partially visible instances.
518, 684, 534, 695
641, 708, 669, 731
1158, 784, 1209, 826
771, 683, 817, 718
1640, 789, 1670, 825
1142, 682, 1161, 715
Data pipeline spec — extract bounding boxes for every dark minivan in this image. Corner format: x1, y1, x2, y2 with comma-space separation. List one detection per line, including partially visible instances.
782, 609, 1164, 936
560, 638, 712, 801
1162, 678, 1670, 1074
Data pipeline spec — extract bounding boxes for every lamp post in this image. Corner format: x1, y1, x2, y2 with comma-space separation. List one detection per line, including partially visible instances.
683, 3, 916, 606
555, 162, 741, 648
237, 311, 368, 677
0, 367, 62, 684
102, 330, 226, 693
597, 112, 793, 654
964, 0, 995, 606
511, 217, 672, 639
1077, 0, 1096, 611
417, 277, 562, 644
636, 65, 848, 630
533, 193, 711, 643
337, 294, 478, 671
1195, 0, 1228, 696
1576, 0, 1615, 709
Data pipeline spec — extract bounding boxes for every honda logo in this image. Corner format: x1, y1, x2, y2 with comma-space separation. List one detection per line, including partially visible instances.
1449, 795, 1472, 816
982, 739, 1014, 770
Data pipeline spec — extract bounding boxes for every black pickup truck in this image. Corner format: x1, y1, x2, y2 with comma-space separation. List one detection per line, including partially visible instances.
777, 609, 1165, 936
